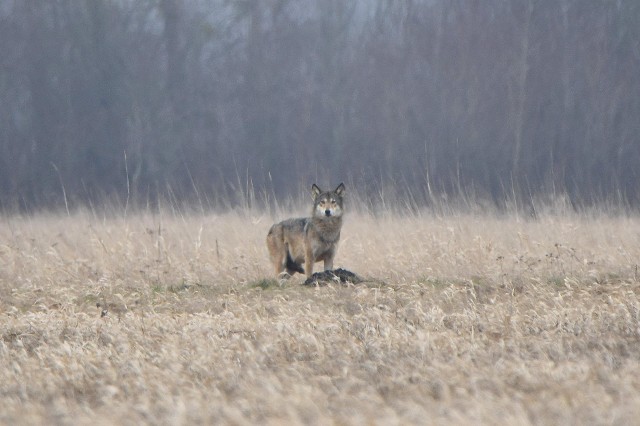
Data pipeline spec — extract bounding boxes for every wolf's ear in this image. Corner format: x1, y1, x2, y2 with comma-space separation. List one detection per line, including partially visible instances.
311, 184, 322, 199
335, 183, 345, 196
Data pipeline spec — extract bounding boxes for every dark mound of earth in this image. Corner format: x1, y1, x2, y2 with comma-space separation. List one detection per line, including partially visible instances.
303, 268, 363, 286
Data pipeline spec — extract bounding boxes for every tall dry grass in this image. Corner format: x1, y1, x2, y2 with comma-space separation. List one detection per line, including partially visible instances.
1, 201, 640, 425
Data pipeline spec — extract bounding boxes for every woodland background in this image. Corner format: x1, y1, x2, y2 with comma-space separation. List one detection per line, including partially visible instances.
1, 0, 639, 210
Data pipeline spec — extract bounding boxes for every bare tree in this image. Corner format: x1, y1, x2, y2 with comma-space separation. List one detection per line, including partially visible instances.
0, 0, 638, 210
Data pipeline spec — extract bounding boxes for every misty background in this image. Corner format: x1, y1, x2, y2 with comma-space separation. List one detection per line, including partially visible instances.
1, 0, 639, 211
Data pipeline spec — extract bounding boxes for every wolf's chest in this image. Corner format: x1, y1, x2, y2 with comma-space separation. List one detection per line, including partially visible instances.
305, 220, 341, 241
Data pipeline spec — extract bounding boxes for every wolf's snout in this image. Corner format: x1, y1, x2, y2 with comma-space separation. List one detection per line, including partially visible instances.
325, 209, 331, 217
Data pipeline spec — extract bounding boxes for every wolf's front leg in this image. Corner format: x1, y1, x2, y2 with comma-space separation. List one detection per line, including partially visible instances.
323, 254, 334, 271
304, 245, 314, 278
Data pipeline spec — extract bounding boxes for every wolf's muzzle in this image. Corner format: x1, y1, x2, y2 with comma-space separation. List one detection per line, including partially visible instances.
325, 210, 331, 217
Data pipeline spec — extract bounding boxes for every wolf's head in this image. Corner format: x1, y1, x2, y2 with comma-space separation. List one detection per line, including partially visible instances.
311, 183, 345, 218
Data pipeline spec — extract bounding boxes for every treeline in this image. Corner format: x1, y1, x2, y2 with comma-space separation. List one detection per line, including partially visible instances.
1, 0, 639, 210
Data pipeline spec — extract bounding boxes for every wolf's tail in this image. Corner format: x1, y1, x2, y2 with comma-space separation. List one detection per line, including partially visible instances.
285, 253, 305, 274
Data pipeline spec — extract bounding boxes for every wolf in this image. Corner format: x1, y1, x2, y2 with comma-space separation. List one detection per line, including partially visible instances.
266, 183, 345, 278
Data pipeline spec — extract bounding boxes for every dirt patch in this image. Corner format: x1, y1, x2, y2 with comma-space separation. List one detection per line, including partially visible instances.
302, 268, 363, 286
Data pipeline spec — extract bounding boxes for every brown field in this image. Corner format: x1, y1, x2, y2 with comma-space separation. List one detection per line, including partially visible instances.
1, 205, 640, 425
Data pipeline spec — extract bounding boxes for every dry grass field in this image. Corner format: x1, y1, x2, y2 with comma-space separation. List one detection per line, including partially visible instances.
1, 202, 640, 425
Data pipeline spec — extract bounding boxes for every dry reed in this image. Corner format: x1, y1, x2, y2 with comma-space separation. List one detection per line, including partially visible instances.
1, 206, 639, 425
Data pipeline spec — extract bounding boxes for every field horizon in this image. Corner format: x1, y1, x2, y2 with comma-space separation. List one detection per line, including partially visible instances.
1, 202, 639, 425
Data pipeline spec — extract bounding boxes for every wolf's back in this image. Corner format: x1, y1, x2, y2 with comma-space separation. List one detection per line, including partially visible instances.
278, 217, 308, 232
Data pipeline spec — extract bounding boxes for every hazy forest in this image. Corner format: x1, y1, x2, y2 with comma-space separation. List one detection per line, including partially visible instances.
1, 0, 639, 210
